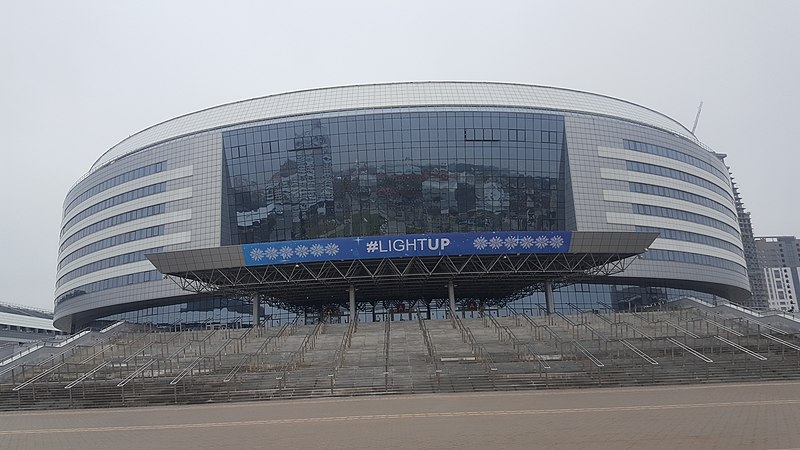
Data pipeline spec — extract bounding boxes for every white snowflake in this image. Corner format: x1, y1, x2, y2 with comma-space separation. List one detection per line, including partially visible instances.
488, 236, 503, 249
279, 246, 294, 258
550, 235, 565, 248
249, 248, 266, 261
534, 236, 550, 248
310, 244, 325, 257
295, 245, 309, 257
519, 236, 535, 249
264, 247, 279, 259
325, 243, 340, 256
473, 236, 488, 250
504, 236, 519, 249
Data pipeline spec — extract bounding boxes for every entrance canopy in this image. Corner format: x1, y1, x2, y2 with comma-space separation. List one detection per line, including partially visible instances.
146, 231, 658, 311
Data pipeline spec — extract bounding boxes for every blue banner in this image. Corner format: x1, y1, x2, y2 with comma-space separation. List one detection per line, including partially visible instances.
242, 231, 572, 266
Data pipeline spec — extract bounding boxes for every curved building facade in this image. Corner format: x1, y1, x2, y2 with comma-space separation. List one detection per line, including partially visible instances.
54, 82, 749, 332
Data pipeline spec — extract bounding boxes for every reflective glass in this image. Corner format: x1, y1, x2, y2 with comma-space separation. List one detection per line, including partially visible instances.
222, 111, 567, 244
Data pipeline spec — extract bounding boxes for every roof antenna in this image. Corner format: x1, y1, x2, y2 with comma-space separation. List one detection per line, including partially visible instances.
691, 101, 703, 135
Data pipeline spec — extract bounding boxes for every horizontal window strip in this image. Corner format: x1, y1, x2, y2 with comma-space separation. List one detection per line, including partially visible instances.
56, 247, 163, 288
56, 270, 161, 305
58, 225, 165, 270
60, 204, 166, 252
642, 249, 746, 276
64, 162, 165, 215
636, 226, 744, 257
632, 204, 740, 238
628, 182, 736, 220
61, 182, 167, 235
626, 161, 732, 201
623, 140, 728, 182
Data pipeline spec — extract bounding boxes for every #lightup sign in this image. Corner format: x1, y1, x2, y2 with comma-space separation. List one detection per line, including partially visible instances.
242, 231, 571, 266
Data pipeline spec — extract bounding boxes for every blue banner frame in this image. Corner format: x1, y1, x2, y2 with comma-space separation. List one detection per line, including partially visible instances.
242, 231, 572, 267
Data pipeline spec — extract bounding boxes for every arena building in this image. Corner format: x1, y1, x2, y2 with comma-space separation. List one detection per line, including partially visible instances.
54, 82, 749, 332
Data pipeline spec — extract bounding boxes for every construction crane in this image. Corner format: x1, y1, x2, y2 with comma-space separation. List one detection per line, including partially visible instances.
691, 101, 703, 134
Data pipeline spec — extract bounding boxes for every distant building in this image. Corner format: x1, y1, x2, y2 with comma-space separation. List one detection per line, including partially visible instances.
755, 236, 800, 312
731, 174, 769, 309
0, 302, 61, 343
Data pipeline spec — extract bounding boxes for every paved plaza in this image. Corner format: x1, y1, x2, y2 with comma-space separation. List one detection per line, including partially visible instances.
1, 381, 799, 449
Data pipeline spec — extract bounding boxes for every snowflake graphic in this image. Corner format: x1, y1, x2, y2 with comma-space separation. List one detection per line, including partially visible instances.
473, 236, 489, 250
295, 245, 309, 257
310, 244, 325, 257
504, 236, 519, 249
519, 236, 535, 249
488, 236, 503, 249
264, 247, 279, 259
325, 243, 340, 256
550, 235, 565, 248
279, 246, 294, 258
249, 248, 266, 261
534, 236, 550, 248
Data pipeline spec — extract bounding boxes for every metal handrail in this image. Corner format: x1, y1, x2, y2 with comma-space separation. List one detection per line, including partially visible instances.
495, 320, 551, 370
581, 323, 610, 343
54, 330, 91, 348
117, 359, 156, 387
417, 311, 439, 372
555, 312, 577, 327
620, 339, 658, 365
619, 321, 655, 341
666, 338, 713, 363
12, 363, 65, 392
224, 323, 290, 382
571, 341, 604, 367
703, 318, 744, 337
591, 310, 617, 325
761, 334, 800, 352
330, 320, 357, 377
277, 320, 325, 388
170, 357, 203, 385
64, 361, 111, 389
384, 311, 391, 377
566, 303, 585, 314
450, 307, 495, 371
99, 321, 125, 333
663, 320, 700, 338
714, 336, 767, 361
597, 301, 614, 311
0, 344, 44, 366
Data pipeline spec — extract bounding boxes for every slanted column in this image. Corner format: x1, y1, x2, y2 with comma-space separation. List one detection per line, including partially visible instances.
251, 293, 260, 328
448, 281, 456, 316
349, 285, 357, 326
544, 280, 554, 315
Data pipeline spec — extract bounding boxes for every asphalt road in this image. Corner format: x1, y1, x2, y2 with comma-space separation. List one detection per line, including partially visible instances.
1, 381, 800, 449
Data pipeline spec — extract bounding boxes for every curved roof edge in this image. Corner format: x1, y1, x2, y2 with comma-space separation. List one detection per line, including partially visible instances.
81, 81, 706, 184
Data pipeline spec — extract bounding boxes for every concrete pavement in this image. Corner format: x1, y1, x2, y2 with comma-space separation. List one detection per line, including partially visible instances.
1, 381, 799, 449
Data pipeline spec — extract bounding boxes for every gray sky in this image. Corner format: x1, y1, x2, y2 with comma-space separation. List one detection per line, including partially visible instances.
1, 0, 797, 311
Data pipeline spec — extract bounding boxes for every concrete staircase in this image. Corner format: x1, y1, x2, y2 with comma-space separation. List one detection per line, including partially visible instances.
2, 306, 800, 411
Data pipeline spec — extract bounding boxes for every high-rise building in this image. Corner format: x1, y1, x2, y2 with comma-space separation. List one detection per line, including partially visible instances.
756, 236, 800, 312
730, 174, 769, 309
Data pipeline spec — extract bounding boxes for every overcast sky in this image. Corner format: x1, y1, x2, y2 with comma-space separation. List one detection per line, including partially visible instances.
1, 0, 797, 311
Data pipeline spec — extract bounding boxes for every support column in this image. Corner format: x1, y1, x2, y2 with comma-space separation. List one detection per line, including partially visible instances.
251, 293, 260, 328
448, 281, 456, 316
349, 285, 357, 326
544, 280, 554, 315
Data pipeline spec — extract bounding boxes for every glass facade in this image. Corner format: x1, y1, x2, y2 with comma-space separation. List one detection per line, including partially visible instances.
90, 283, 725, 330
222, 111, 567, 246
